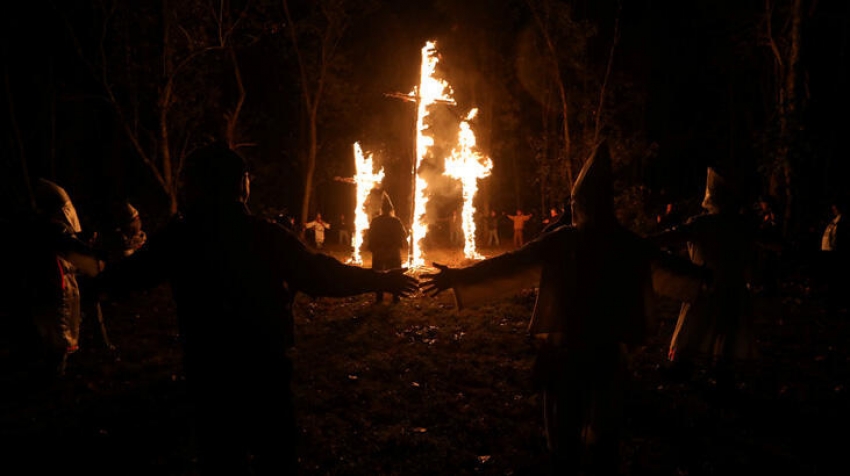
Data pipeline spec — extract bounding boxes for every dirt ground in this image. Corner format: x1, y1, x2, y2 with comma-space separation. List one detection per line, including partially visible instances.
1, 243, 848, 475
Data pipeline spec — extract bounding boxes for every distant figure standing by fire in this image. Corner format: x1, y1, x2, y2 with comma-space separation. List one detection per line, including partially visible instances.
368, 195, 408, 304
486, 209, 501, 247
305, 212, 330, 249
421, 143, 709, 476
507, 208, 532, 247
448, 209, 463, 247
541, 206, 560, 230
94, 142, 418, 476
337, 213, 352, 249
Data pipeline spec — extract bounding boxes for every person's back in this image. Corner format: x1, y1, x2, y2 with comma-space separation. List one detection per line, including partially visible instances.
368, 201, 407, 303
96, 142, 418, 475
368, 214, 406, 261
421, 142, 708, 476
154, 205, 298, 372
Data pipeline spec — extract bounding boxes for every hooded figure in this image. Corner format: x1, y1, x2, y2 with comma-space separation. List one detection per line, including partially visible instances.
95, 141, 418, 475
652, 167, 758, 389
34, 178, 83, 235
367, 193, 408, 303
421, 142, 709, 475
12, 179, 99, 381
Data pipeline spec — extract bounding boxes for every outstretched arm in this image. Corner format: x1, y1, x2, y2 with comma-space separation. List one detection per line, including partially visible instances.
420, 263, 457, 297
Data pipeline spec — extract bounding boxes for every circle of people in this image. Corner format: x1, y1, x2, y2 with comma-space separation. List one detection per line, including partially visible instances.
5, 140, 847, 476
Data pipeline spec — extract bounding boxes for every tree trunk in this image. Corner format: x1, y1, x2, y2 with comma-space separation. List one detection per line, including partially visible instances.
775, 0, 803, 237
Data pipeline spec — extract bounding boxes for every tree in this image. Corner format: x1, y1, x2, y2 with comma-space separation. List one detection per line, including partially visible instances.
522, 0, 623, 206
282, 0, 359, 229
60, 1, 259, 215
761, 0, 808, 237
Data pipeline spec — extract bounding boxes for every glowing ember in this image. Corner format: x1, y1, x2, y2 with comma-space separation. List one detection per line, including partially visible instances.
350, 142, 384, 264
444, 109, 493, 259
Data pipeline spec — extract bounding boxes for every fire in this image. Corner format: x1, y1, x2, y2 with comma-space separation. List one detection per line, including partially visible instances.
408, 41, 491, 267
444, 109, 493, 259
350, 142, 384, 264
409, 41, 455, 267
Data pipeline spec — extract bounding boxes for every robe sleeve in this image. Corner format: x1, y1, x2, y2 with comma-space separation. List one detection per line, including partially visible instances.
453, 265, 541, 310
649, 247, 708, 303
449, 232, 558, 310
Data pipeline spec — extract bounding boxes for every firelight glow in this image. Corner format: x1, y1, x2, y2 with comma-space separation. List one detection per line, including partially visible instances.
408, 41, 490, 267
351, 142, 384, 264
444, 108, 493, 260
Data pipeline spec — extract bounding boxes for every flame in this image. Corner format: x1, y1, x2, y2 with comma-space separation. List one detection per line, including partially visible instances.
444, 108, 493, 259
409, 41, 456, 267
350, 142, 384, 264
408, 41, 491, 266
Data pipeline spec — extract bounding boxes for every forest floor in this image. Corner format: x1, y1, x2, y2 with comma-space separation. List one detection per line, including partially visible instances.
1, 243, 848, 476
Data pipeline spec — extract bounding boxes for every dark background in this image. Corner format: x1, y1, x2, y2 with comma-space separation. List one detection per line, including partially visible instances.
2, 0, 848, 239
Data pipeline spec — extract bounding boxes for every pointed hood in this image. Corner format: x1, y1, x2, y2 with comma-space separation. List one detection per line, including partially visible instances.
701, 167, 736, 214
570, 141, 616, 229
34, 178, 82, 234
380, 192, 395, 215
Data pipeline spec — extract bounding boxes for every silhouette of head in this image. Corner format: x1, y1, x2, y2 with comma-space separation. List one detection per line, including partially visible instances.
570, 141, 615, 230
180, 142, 249, 210
701, 167, 737, 214
34, 178, 82, 234
381, 193, 394, 215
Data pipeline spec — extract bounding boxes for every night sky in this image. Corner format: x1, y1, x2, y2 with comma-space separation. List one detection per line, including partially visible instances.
2, 0, 848, 235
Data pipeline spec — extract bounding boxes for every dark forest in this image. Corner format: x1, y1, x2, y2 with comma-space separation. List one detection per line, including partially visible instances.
2, 1, 850, 475
3, 0, 848, 233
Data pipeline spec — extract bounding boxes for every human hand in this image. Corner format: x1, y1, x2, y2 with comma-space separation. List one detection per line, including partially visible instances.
419, 262, 456, 297
378, 268, 419, 298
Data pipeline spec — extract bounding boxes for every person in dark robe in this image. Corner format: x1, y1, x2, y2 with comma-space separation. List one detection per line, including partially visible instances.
367, 194, 408, 304
94, 142, 418, 475
420, 142, 710, 476
651, 167, 759, 393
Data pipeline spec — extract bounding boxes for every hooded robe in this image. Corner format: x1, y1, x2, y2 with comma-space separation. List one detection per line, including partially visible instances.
654, 167, 758, 367
12, 179, 100, 377
436, 143, 708, 474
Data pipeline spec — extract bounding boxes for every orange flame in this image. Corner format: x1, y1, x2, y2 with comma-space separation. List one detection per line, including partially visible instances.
351, 142, 384, 264
409, 41, 455, 267
444, 108, 493, 259
409, 41, 491, 266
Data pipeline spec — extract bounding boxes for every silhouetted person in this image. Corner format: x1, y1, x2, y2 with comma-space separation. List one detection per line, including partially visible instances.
421, 142, 708, 476
485, 209, 501, 247
506, 208, 532, 248
368, 195, 408, 304
337, 213, 352, 248
652, 167, 758, 394
447, 209, 462, 247
541, 206, 560, 231
304, 212, 330, 249
95, 142, 418, 475
4, 178, 100, 388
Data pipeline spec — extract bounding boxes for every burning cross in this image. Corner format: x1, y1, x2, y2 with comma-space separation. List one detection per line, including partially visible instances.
347, 142, 384, 264
444, 109, 493, 260
386, 41, 490, 268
